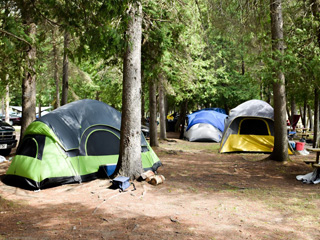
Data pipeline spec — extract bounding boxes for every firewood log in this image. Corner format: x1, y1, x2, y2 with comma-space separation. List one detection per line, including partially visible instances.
141, 170, 155, 180
148, 175, 165, 185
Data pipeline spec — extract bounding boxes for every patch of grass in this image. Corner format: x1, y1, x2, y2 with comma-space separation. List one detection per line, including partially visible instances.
187, 186, 198, 193
275, 166, 287, 174
160, 140, 220, 153
0, 196, 20, 211
229, 188, 320, 224
221, 183, 246, 191
239, 154, 268, 162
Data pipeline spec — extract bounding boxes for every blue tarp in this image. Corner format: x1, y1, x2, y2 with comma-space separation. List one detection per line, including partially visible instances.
186, 110, 228, 132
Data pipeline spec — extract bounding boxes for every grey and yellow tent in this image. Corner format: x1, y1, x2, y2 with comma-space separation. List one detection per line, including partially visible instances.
2, 99, 161, 190
219, 99, 293, 154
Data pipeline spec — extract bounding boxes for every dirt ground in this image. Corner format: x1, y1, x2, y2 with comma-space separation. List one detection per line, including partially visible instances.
0, 132, 320, 240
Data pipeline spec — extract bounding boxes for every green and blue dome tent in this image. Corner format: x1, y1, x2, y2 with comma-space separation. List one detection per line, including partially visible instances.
2, 99, 161, 190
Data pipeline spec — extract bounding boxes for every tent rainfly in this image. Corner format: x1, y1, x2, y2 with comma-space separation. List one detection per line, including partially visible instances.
184, 109, 227, 142
2, 99, 161, 190
219, 99, 293, 154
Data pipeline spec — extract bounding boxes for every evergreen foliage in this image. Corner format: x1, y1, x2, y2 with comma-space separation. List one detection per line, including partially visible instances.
1, 0, 320, 159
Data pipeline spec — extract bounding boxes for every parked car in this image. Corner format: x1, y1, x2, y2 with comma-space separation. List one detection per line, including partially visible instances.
1, 112, 22, 126
0, 120, 17, 156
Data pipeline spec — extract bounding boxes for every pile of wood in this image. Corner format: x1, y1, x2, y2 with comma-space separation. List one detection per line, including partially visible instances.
141, 170, 165, 185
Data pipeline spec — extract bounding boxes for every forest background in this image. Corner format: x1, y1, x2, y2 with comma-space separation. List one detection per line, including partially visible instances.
1, 0, 320, 166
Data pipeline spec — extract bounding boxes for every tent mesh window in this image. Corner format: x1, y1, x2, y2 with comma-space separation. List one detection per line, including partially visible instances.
141, 146, 149, 152
16, 135, 46, 159
86, 130, 120, 156
239, 118, 269, 135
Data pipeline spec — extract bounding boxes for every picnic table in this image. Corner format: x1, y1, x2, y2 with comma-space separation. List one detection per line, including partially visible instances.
297, 148, 320, 184
301, 128, 310, 139
305, 148, 320, 168
295, 127, 309, 138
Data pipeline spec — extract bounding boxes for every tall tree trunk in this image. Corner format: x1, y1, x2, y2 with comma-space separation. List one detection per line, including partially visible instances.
286, 105, 291, 127
179, 100, 188, 139
165, 93, 169, 131
52, 27, 60, 109
266, 84, 272, 104
175, 106, 182, 132
308, 104, 313, 130
118, 2, 143, 179
224, 103, 229, 115
149, 79, 158, 146
260, 82, 263, 100
313, 88, 319, 148
302, 99, 307, 128
141, 72, 146, 125
290, 96, 297, 130
222, 96, 229, 114
269, 0, 288, 162
159, 75, 166, 140
241, 56, 245, 75
5, 80, 9, 123
1, 98, 4, 116
38, 102, 41, 118
21, 22, 37, 140
95, 91, 100, 100
311, 0, 320, 147
299, 106, 303, 127
61, 31, 69, 106
290, 96, 297, 126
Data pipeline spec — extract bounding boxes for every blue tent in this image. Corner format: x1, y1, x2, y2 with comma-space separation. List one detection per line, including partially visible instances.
186, 110, 227, 132
193, 108, 226, 115
185, 110, 228, 142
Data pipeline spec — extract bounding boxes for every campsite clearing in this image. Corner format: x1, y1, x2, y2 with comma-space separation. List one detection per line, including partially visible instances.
0, 132, 320, 240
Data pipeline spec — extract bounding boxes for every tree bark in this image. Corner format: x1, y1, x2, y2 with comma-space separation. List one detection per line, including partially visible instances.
95, 91, 100, 101
299, 106, 303, 126
141, 72, 146, 125
149, 79, 159, 146
241, 56, 245, 75
224, 103, 229, 115
308, 104, 313, 130
118, 2, 143, 180
38, 102, 41, 118
21, 22, 37, 140
260, 82, 263, 100
269, 0, 288, 162
5, 80, 9, 123
266, 85, 272, 104
290, 96, 297, 128
61, 30, 69, 106
52, 27, 60, 109
311, 0, 320, 146
179, 100, 188, 139
313, 88, 319, 148
159, 75, 166, 140
286, 105, 291, 127
301, 99, 307, 128
1, 98, 4, 116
